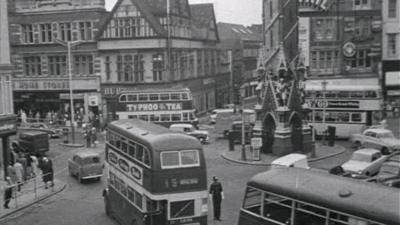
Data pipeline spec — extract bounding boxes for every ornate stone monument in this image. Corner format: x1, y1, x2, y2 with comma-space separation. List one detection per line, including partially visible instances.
255, 44, 313, 156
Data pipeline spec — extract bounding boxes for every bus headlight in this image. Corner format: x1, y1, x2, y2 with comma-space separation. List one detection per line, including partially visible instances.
201, 198, 208, 215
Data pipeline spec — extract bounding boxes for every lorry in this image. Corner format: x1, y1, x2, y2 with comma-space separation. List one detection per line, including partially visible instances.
214, 109, 256, 138
18, 131, 49, 155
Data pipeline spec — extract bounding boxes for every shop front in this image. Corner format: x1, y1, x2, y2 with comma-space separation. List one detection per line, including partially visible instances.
13, 77, 101, 123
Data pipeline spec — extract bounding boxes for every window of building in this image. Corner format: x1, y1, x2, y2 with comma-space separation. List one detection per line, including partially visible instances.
354, 18, 371, 37
389, 0, 397, 18
73, 55, 94, 75
117, 54, 144, 82
105, 56, 111, 81
79, 21, 93, 41
134, 55, 144, 82
21, 24, 34, 44
388, 33, 397, 57
48, 56, 67, 76
124, 55, 134, 82
23, 56, 42, 76
152, 54, 164, 82
349, 49, 371, 68
310, 50, 339, 70
40, 24, 52, 43
353, 0, 370, 9
313, 18, 337, 41
59, 23, 72, 41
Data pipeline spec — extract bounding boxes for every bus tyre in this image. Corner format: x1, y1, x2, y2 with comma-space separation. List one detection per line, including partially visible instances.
381, 147, 389, 155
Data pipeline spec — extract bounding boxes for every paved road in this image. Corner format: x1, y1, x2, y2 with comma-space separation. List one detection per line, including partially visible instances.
1, 126, 353, 225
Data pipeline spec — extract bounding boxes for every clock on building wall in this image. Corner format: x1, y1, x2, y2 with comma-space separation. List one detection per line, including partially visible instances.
343, 42, 356, 57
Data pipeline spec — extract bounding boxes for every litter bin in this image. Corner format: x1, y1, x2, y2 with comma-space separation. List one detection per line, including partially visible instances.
328, 126, 336, 147
62, 128, 69, 144
228, 130, 235, 151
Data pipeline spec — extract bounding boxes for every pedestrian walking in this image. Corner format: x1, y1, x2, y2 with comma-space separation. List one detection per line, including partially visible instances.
31, 154, 39, 178
7, 162, 17, 185
3, 177, 13, 209
39, 157, 54, 189
14, 160, 24, 192
84, 127, 92, 148
25, 154, 34, 179
209, 176, 224, 221
91, 127, 98, 148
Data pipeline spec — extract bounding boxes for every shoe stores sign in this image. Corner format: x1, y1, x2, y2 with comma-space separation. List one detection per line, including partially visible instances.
13, 78, 99, 91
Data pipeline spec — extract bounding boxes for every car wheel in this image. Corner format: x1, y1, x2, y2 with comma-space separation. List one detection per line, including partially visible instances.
353, 141, 362, 149
199, 137, 205, 144
381, 147, 389, 155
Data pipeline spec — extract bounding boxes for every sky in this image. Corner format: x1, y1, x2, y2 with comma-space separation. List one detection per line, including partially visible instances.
105, 0, 262, 26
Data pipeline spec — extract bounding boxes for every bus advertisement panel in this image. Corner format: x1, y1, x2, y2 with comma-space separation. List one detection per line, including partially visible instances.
238, 167, 400, 225
305, 82, 383, 138
113, 88, 198, 127
103, 119, 208, 225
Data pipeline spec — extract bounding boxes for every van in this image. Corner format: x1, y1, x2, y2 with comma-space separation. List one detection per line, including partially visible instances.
214, 109, 256, 137
68, 151, 103, 183
271, 153, 310, 169
18, 131, 49, 155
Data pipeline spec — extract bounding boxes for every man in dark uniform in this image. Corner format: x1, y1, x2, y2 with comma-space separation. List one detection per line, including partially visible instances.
209, 176, 224, 221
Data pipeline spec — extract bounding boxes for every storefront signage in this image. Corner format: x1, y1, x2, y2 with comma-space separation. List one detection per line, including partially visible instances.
126, 103, 182, 111
307, 100, 360, 109
108, 149, 143, 185
0, 116, 17, 136
13, 78, 99, 91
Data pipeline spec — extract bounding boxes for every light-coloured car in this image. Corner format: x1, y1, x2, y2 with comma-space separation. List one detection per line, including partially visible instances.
342, 149, 387, 176
68, 151, 103, 183
169, 123, 210, 144
350, 128, 400, 154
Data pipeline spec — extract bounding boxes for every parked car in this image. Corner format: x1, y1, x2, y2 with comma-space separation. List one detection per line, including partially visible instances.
271, 153, 310, 169
350, 128, 400, 154
341, 148, 387, 177
68, 151, 103, 183
18, 131, 49, 155
376, 153, 400, 188
230, 121, 253, 144
169, 123, 210, 144
18, 122, 62, 138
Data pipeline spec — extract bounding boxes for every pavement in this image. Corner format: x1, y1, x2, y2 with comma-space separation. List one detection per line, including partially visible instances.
221, 142, 346, 166
0, 177, 66, 219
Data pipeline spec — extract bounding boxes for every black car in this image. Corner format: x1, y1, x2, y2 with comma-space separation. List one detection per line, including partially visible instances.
230, 121, 252, 144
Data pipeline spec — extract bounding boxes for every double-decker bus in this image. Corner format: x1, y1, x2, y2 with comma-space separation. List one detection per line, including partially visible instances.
113, 88, 198, 127
103, 119, 208, 225
238, 167, 400, 225
305, 81, 383, 138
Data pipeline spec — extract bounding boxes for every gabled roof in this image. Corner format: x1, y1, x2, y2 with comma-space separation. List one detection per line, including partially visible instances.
97, 0, 166, 39
218, 22, 262, 42
189, 3, 219, 41
147, 0, 191, 18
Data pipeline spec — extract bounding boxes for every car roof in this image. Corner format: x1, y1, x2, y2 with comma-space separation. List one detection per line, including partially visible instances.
74, 151, 100, 158
365, 128, 392, 134
354, 148, 380, 155
271, 154, 307, 166
170, 123, 192, 128
19, 130, 48, 136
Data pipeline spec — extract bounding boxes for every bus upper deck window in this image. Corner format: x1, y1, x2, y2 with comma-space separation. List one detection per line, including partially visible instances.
182, 112, 189, 121
365, 91, 377, 98
160, 94, 169, 100
150, 94, 159, 101
127, 94, 137, 102
128, 142, 136, 158
181, 150, 199, 166
172, 114, 181, 121
171, 93, 180, 100
161, 114, 170, 121
143, 150, 150, 166
136, 145, 144, 162
119, 95, 127, 102
338, 91, 349, 98
139, 94, 148, 101
161, 152, 180, 167
181, 93, 189, 100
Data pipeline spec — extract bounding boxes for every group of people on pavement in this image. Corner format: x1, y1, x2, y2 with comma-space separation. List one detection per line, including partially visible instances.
3, 143, 54, 209
83, 125, 98, 148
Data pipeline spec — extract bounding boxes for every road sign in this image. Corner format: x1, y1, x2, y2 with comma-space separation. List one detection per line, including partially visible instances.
251, 137, 262, 148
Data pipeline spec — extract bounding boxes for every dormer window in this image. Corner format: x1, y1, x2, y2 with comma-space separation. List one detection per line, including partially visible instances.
353, 0, 371, 10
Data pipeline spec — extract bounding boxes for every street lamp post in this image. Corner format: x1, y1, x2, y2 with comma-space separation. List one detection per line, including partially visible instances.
239, 87, 247, 161
55, 39, 82, 144
321, 80, 328, 145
